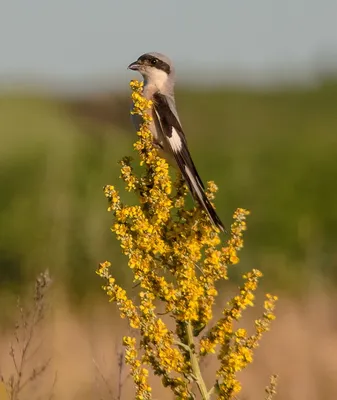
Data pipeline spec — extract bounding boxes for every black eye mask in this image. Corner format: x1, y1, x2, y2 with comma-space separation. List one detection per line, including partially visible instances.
138, 54, 171, 75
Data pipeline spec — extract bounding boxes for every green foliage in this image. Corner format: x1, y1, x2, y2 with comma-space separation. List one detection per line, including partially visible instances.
0, 96, 132, 302
1, 81, 337, 300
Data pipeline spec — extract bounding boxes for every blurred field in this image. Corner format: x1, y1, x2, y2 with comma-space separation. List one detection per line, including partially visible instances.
1, 288, 337, 400
1, 80, 337, 398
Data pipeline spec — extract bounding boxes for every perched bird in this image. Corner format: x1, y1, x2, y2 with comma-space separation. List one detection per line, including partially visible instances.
128, 52, 225, 232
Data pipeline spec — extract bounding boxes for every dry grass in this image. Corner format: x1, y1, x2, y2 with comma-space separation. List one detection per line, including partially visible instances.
1, 287, 337, 400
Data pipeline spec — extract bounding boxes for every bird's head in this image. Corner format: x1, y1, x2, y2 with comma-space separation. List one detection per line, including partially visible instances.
128, 52, 174, 90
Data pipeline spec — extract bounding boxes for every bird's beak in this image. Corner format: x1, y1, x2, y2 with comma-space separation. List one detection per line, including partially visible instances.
127, 61, 140, 71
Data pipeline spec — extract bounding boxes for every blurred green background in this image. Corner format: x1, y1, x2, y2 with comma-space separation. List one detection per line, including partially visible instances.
2, 3, 337, 398
1, 3, 337, 399
1, 79, 337, 302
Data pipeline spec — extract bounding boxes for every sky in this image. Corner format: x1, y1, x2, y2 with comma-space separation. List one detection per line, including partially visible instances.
1, 0, 337, 91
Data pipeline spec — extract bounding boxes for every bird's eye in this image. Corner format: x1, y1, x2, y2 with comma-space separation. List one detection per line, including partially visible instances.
151, 59, 157, 65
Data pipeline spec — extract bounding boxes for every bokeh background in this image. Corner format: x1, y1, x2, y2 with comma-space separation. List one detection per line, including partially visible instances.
1, 1, 337, 399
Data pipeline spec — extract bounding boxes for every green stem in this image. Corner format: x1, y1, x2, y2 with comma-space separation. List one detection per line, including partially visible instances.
186, 322, 209, 400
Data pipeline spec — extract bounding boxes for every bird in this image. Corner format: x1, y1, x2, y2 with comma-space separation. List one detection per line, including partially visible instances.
127, 52, 225, 233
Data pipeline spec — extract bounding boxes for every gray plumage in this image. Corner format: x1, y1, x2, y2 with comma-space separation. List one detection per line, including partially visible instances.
128, 52, 225, 232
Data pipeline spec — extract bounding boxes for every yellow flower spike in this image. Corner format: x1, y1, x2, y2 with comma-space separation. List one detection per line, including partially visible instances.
103, 185, 121, 212
123, 336, 152, 400
99, 80, 278, 400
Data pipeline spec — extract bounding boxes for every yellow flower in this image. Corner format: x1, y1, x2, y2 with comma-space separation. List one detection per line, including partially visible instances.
98, 80, 277, 400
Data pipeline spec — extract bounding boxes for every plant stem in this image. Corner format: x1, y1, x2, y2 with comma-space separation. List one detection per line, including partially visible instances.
186, 322, 209, 400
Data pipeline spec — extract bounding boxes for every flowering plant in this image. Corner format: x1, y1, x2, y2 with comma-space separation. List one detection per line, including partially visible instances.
97, 80, 277, 400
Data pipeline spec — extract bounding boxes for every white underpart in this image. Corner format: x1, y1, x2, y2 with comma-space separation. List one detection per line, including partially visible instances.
148, 68, 169, 91
168, 128, 183, 152
185, 165, 204, 201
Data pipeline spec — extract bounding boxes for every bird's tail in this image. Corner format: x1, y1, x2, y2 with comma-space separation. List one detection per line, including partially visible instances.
183, 165, 226, 233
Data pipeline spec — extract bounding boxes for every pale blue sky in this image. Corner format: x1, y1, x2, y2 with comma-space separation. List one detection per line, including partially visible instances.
1, 0, 337, 91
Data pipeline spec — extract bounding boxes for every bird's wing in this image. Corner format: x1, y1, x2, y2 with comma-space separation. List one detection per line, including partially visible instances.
152, 92, 225, 232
